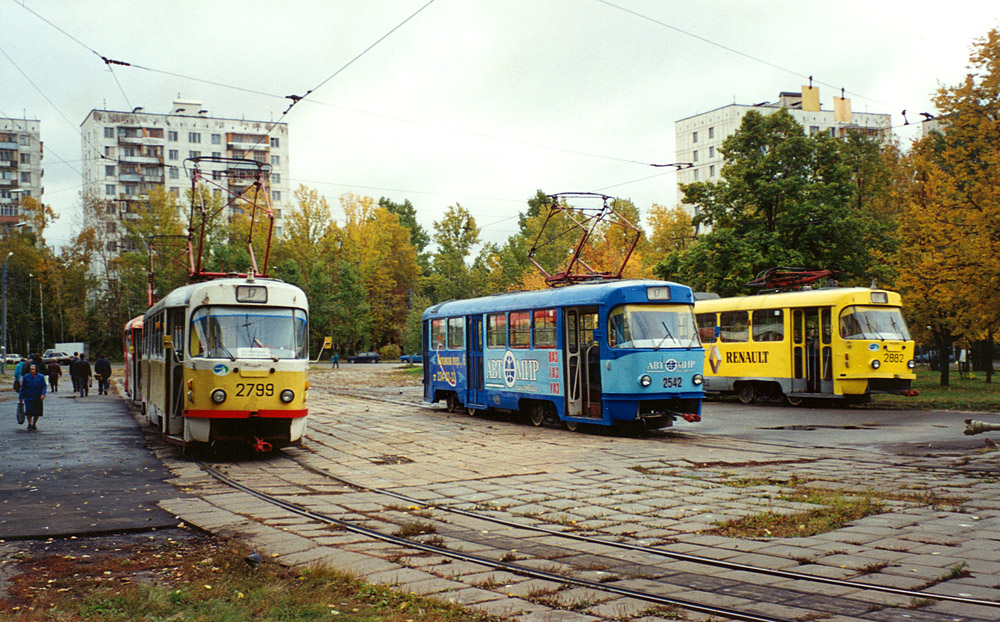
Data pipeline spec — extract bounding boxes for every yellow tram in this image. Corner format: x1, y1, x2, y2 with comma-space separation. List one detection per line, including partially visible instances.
694, 288, 917, 404
141, 276, 310, 450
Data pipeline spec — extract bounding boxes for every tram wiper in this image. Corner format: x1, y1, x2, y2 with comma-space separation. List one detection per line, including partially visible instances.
865, 316, 884, 341
655, 322, 674, 350
253, 337, 279, 362
219, 343, 236, 361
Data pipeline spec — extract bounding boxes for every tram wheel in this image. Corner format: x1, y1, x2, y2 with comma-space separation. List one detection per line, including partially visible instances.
530, 405, 545, 427
446, 393, 459, 412
466, 405, 477, 417
785, 394, 804, 407
563, 419, 579, 432
737, 383, 755, 404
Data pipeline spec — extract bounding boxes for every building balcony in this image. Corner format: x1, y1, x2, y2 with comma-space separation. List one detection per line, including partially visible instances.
143, 174, 164, 183
119, 173, 142, 183
0, 141, 17, 150
119, 155, 163, 165
118, 135, 161, 146
227, 141, 269, 152
0, 160, 16, 168
0, 179, 14, 186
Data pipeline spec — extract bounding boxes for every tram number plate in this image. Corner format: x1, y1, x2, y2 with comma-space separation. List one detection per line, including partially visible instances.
662, 377, 683, 388
883, 352, 904, 364
236, 383, 275, 397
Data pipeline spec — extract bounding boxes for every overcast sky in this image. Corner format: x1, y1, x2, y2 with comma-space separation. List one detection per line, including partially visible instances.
2, 0, 998, 251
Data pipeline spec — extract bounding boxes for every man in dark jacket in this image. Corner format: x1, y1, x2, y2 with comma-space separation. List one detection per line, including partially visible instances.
71, 355, 92, 397
18, 363, 47, 430
94, 355, 112, 395
46, 360, 62, 392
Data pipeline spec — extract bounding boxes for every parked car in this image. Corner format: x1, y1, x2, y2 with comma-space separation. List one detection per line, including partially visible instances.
347, 351, 380, 364
41, 350, 73, 365
399, 353, 423, 364
2, 353, 24, 364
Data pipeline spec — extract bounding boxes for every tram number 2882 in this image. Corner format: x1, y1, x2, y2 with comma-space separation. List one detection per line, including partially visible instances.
236, 383, 275, 397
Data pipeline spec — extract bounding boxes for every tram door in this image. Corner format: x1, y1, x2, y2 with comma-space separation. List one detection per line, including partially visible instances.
165, 308, 186, 436
564, 308, 601, 418
791, 307, 831, 394
466, 315, 484, 408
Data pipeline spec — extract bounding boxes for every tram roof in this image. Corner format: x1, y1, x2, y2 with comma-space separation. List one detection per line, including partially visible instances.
694, 287, 903, 311
147, 277, 306, 314
423, 280, 693, 319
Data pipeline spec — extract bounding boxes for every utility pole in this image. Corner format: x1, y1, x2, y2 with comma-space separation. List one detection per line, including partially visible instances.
1, 251, 11, 375
38, 279, 44, 352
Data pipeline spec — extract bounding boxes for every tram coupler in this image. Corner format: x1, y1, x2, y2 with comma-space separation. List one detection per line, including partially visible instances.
900, 390, 920, 397
681, 413, 701, 423
964, 419, 1000, 436
252, 437, 274, 452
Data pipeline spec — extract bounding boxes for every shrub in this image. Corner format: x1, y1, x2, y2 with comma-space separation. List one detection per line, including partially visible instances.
379, 343, 401, 361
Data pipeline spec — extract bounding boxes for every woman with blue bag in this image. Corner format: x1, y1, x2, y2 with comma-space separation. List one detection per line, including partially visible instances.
18, 363, 47, 431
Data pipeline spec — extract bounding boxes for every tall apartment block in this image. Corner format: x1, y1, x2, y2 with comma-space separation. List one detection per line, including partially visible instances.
81, 99, 290, 252
0, 117, 43, 233
675, 86, 891, 213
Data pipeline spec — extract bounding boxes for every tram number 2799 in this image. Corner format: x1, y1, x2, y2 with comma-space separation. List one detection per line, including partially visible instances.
662, 377, 683, 388
236, 383, 275, 397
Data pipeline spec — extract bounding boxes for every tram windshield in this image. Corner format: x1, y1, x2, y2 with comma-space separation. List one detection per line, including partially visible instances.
608, 304, 700, 349
839, 306, 911, 341
190, 306, 308, 360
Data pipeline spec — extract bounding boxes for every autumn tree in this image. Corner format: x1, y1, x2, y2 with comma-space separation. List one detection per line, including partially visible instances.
896, 28, 1000, 384
379, 197, 430, 273
656, 108, 897, 296
427, 204, 480, 301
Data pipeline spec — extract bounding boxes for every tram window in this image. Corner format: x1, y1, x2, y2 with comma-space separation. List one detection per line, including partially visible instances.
751, 309, 784, 342
567, 311, 578, 353
793, 309, 803, 344
821, 308, 832, 344
719, 311, 748, 342
189, 306, 308, 359
581, 313, 598, 346
533, 309, 557, 348
486, 313, 506, 348
839, 306, 911, 341
447, 317, 465, 349
431, 319, 446, 349
510, 311, 530, 349
696, 313, 717, 343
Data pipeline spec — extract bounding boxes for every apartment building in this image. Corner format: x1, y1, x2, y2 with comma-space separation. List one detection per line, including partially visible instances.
675, 86, 891, 212
0, 117, 43, 233
81, 99, 289, 252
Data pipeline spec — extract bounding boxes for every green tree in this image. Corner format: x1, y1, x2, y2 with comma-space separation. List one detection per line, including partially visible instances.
656, 108, 896, 296
379, 197, 430, 272
429, 204, 480, 301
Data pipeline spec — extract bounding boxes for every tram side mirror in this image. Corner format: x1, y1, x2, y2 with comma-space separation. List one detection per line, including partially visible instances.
322, 336, 332, 350
162, 335, 174, 350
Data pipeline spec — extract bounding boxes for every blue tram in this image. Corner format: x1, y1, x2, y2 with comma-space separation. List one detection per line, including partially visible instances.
422, 280, 704, 430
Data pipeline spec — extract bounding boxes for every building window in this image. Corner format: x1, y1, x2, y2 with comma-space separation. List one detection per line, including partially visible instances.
19, 135, 29, 146
168, 149, 178, 160
270, 155, 280, 166
189, 150, 201, 159
708, 127, 714, 139
709, 165, 715, 177
105, 165, 116, 177
19, 153, 30, 164
709, 145, 715, 158
692, 130, 698, 143
693, 150, 699, 162
212, 152, 221, 158
272, 173, 280, 184
809, 126, 819, 136
106, 221, 117, 234
693, 169, 699, 181
169, 167, 179, 179
20, 172, 30, 183
104, 127, 114, 139
124, 185, 136, 196
170, 187, 180, 196
188, 132, 201, 143
271, 190, 281, 201
211, 133, 221, 145
106, 241, 118, 252
270, 137, 280, 148
105, 146, 115, 157
168, 130, 178, 141
105, 184, 116, 195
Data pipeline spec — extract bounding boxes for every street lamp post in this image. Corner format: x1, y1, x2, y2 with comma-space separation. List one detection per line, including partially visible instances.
1, 250, 12, 375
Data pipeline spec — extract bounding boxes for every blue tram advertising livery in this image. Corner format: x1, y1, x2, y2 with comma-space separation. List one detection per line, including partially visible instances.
422, 280, 704, 430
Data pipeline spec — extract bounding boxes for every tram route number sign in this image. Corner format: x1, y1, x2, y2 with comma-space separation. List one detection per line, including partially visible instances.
236, 383, 275, 397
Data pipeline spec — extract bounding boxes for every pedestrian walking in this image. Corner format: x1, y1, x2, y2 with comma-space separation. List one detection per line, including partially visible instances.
94, 354, 112, 395
69, 353, 80, 394
331, 353, 339, 369
46, 360, 62, 392
71, 355, 92, 397
13, 357, 27, 392
18, 363, 46, 431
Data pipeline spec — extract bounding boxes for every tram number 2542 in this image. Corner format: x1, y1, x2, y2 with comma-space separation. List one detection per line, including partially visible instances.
662, 377, 683, 388
236, 383, 275, 397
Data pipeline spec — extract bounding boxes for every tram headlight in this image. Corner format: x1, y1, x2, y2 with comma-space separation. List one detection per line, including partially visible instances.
692, 374, 704, 386
280, 389, 295, 403
907, 359, 915, 369
870, 359, 881, 370
211, 389, 227, 404
639, 375, 652, 387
